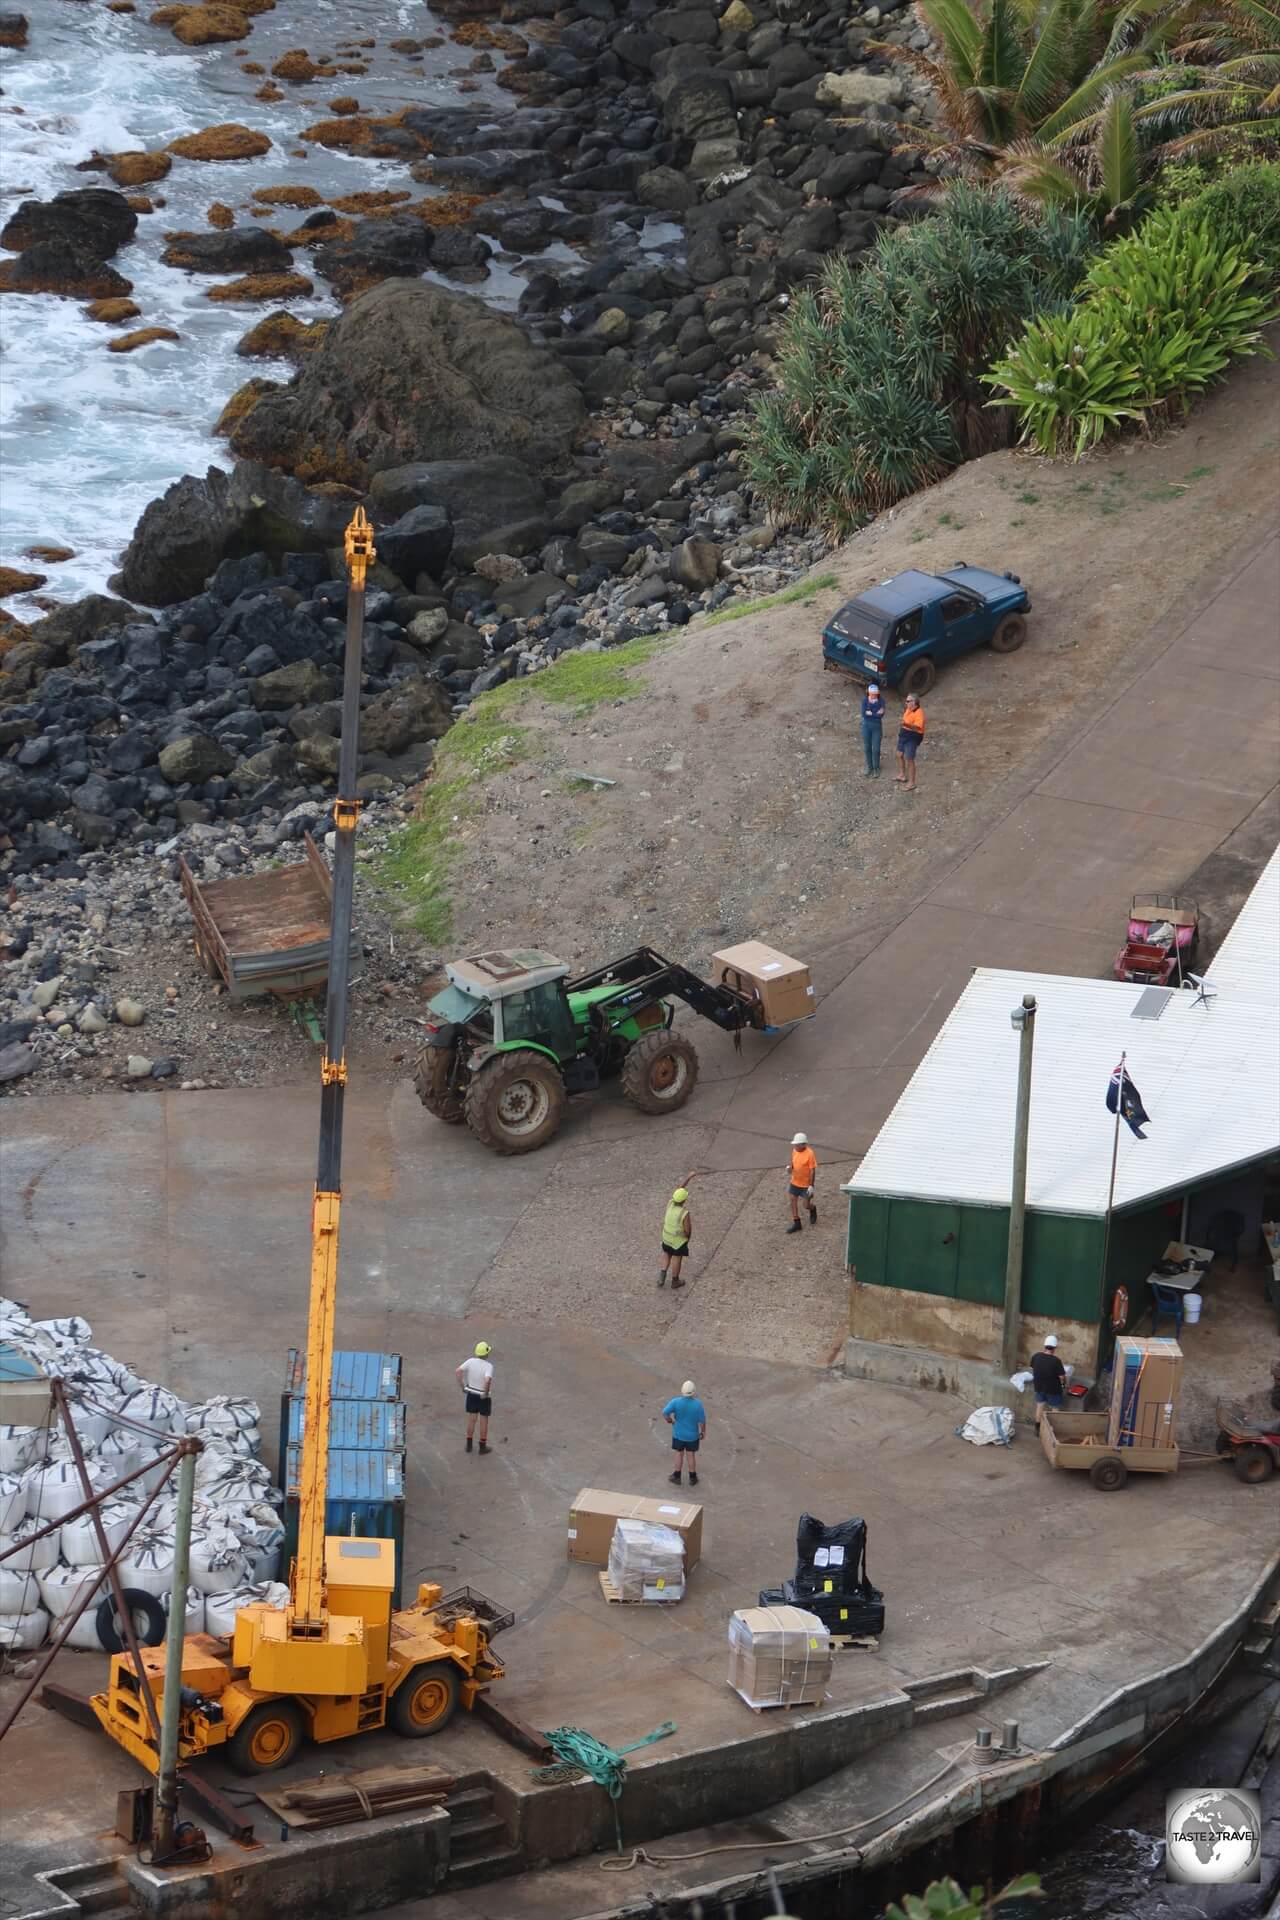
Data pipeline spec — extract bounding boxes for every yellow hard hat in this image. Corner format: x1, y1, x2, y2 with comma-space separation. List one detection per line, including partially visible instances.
474, 1341, 492, 1358
672, 1187, 689, 1203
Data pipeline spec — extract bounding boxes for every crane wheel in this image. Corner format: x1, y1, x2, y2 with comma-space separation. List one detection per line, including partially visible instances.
412, 1042, 466, 1123
227, 1699, 305, 1775
621, 1030, 699, 1115
390, 1663, 459, 1736
464, 1049, 566, 1154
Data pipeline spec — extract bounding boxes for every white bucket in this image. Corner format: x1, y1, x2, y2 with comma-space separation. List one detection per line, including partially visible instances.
1184, 1292, 1203, 1324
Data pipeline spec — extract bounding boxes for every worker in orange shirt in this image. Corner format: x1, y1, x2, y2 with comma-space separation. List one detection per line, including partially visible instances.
895, 694, 925, 792
786, 1131, 817, 1234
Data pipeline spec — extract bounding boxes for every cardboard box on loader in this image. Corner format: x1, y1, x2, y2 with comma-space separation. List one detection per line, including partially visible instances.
710, 942, 814, 1030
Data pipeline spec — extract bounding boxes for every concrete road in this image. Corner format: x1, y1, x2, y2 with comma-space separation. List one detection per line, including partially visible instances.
0, 523, 1275, 1911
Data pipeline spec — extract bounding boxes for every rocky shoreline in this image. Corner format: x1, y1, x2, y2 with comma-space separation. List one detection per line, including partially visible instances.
1, 0, 940, 1092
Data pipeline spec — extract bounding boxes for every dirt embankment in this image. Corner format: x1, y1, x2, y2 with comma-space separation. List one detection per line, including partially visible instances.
431, 354, 1280, 972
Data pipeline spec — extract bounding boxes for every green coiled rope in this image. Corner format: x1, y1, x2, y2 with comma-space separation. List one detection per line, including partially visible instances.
532, 1721, 677, 1850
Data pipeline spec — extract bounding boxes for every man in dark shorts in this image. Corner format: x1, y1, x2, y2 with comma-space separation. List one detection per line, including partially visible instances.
1030, 1335, 1067, 1415
662, 1380, 707, 1487
786, 1132, 817, 1234
659, 1178, 694, 1288
456, 1340, 494, 1454
895, 694, 925, 792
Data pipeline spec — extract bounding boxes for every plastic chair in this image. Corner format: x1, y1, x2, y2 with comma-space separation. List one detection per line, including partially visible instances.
1150, 1283, 1184, 1337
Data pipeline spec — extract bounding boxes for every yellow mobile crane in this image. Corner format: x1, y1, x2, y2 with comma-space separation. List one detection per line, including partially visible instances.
92, 511, 510, 1779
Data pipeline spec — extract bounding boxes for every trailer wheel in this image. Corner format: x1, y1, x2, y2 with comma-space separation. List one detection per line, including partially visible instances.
621, 1030, 700, 1115
464, 1049, 566, 1154
1232, 1445, 1275, 1485
1089, 1456, 1127, 1492
990, 614, 1027, 654
390, 1663, 459, 1737
900, 657, 936, 696
227, 1699, 304, 1775
412, 1042, 466, 1124
95, 1588, 166, 1653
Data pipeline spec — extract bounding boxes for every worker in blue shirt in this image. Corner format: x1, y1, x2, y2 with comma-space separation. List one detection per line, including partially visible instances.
662, 1380, 707, 1488
859, 683, 886, 777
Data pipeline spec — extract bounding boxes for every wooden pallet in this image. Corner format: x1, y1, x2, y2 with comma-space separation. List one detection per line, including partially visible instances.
598, 1570, 683, 1605
830, 1633, 879, 1652
728, 1682, 827, 1715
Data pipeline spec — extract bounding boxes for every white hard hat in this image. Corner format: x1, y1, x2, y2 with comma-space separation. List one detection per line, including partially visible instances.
1044, 1334, 1059, 1349
791, 1132, 808, 1146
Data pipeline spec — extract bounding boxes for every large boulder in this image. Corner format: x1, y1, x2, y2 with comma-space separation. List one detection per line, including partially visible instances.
656, 70, 736, 144
368, 458, 546, 565
312, 216, 434, 298
250, 659, 335, 710
227, 279, 584, 486
0, 244, 132, 297
161, 227, 293, 275
0, 188, 137, 260
359, 675, 454, 754
158, 734, 234, 784
28, 595, 137, 664
116, 468, 239, 606
815, 71, 905, 110
374, 504, 453, 583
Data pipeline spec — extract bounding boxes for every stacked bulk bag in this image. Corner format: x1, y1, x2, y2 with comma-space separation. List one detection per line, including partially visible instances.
205, 1580, 289, 1640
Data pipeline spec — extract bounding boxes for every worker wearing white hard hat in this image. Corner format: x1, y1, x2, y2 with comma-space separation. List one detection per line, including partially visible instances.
787, 1132, 818, 1234
1030, 1335, 1067, 1412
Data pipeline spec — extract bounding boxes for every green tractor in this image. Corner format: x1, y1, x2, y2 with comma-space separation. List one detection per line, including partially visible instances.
413, 946, 763, 1154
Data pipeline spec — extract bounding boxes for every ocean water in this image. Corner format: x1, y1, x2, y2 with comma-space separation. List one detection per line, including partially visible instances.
0, 0, 499, 608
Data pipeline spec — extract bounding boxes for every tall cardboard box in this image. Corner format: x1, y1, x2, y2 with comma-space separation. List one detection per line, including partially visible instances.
1109, 1337, 1182, 1449
567, 1488, 703, 1569
727, 1606, 832, 1709
710, 942, 814, 1029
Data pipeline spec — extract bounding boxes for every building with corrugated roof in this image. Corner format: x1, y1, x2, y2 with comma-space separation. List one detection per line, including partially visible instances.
841, 848, 1280, 1389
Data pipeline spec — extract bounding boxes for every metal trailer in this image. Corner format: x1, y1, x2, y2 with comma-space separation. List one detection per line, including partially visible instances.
1038, 1406, 1180, 1491
179, 832, 360, 1001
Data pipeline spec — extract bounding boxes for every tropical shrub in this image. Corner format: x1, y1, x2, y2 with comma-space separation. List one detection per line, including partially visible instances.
745, 187, 1093, 530
1135, 0, 1280, 164
984, 201, 1276, 454
1185, 157, 1280, 278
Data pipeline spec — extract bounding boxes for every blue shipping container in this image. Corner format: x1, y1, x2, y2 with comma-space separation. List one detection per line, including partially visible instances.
282, 1448, 405, 1605
283, 1349, 402, 1401
281, 1398, 406, 1480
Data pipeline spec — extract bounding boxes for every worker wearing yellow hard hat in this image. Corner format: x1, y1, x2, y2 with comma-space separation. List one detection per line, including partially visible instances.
659, 1173, 696, 1290
456, 1341, 494, 1454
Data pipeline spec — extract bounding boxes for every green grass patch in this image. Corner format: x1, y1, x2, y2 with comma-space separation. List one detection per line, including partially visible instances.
369, 636, 663, 941
1184, 464, 1216, 481
936, 510, 962, 527
702, 572, 839, 627
907, 528, 927, 543
1015, 487, 1040, 505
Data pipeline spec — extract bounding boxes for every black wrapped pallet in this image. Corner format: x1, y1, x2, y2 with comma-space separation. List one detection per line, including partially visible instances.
782, 1578, 885, 1637
794, 1512, 870, 1591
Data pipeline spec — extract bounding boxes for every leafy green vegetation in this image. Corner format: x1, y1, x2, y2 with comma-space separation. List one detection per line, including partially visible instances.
1184, 159, 1280, 281
701, 572, 839, 625
371, 635, 662, 940
745, 188, 1092, 532
985, 202, 1276, 456
886, 1872, 1042, 1920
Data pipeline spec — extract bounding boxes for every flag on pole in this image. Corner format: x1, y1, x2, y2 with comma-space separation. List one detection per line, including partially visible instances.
1106, 1062, 1150, 1139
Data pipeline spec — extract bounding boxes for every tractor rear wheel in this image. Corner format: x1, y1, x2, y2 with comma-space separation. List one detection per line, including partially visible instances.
390, 1662, 459, 1737
621, 1030, 699, 1115
413, 1042, 466, 1123
990, 613, 1027, 654
464, 1049, 566, 1154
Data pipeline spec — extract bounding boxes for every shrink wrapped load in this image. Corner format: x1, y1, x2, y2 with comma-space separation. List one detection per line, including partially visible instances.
727, 1606, 832, 1709
607, 1519, 685, 1603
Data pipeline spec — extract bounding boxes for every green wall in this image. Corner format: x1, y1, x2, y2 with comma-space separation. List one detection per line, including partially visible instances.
848, 1194, 1105, 1324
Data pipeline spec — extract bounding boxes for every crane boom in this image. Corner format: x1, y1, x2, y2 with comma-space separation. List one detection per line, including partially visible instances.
291, 508, 375, 1635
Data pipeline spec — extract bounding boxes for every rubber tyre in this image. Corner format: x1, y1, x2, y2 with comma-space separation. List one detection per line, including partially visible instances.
95, 1587, 167, 1654
464, 1049, 566, 1155
227, 1699, 305, 1776
900, 657, 936, 696
412, 1042, 466, 1124
620, 1030, 700, 1115
389, 1662, 460, 1738
1089, 1456, 1127, 1492
1233, 1445, 1275, 1485
989, 613, 1027, 654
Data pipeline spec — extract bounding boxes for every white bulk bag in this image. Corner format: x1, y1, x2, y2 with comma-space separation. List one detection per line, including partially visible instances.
0, 1567, 43, 1614
0, 1473, 26, 1534
25, 1459, 114, 1523
0, 1607, 50, 1650
118, 1532, 177, 1600
63, 1348, 120, 1393
63, 1608, 111, 1651
190, 1525, 251, 1597
39, 1562, 107, 1621
58, 1400, 114, 1450
186, 1396, 261, 1440
118, 1385, 184, 1437
196, 1449, 273, 1503
0, 1515, 60, 1572
96, 1429, 144, 1482
0, 1427, 43, 1475
162, 1586, 206, 1636
61, 1498, 136, 1566
204, 1581, 289, 1640
33, 1315, 92, 1350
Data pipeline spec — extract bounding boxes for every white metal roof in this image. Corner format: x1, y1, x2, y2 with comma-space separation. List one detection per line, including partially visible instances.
845, 847, 1280, 1217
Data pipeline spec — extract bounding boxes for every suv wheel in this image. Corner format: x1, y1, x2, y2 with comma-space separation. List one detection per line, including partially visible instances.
901, 657, 936, 696
990, 613, 1027, 654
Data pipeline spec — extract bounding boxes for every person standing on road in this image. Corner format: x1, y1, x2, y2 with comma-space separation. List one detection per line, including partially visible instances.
860, 682, 886, 778
663, 1379, 707, 1487
786, 1132, 817, 1234
895, 694, 925, 792
1031, 1335, 1067, 1414
456, 1341, 494, 1454
659, 1175, 695, 1289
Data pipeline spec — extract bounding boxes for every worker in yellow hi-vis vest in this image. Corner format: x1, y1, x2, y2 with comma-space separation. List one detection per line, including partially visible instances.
659, 1174, 697, 1290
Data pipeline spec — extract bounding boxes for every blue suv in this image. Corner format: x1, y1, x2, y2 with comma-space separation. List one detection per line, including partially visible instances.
822, 564, 1030, 695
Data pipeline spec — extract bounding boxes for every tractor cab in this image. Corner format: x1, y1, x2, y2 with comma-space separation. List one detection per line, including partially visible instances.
437, 950, 577, 1057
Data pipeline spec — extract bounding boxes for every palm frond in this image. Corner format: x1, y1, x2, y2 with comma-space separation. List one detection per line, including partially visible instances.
1036, 50, 1152, 138
1099, 91, 1141, 204
1015, 0, 1079, 115
916, 0, 985, 85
